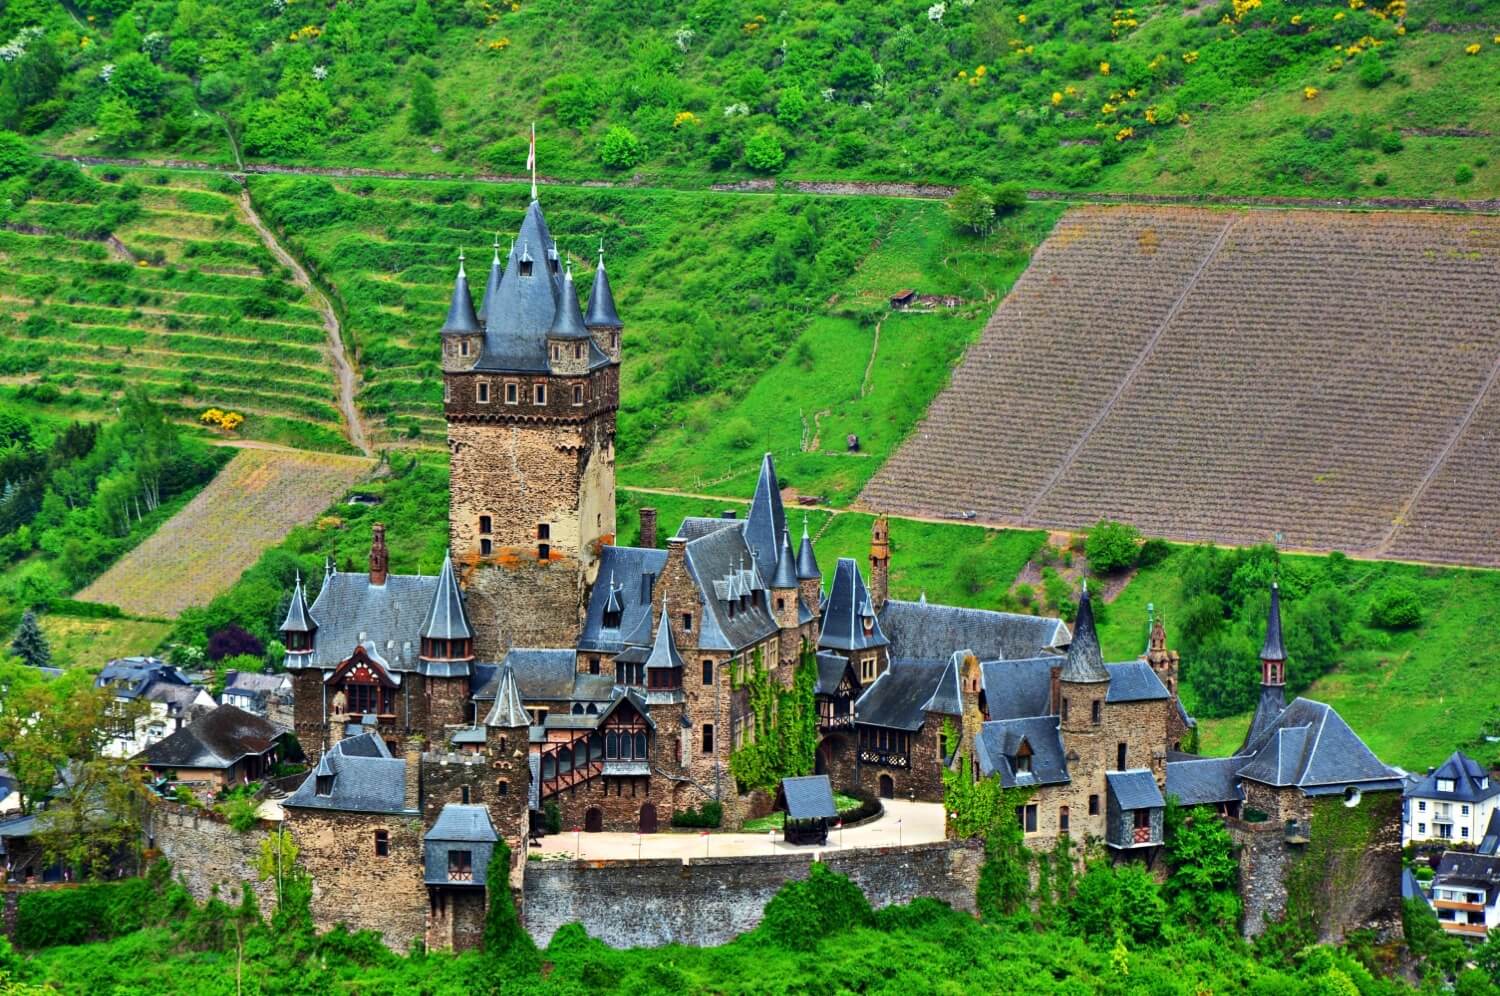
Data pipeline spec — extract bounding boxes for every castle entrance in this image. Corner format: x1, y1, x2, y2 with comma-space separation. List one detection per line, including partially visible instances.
584, 807, 603, 833
878, 774, 894, 799
639, 803, 658, 834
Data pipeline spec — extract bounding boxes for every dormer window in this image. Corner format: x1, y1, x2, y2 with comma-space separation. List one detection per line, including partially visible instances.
548, 255, 559, 274
519, 258, 533, 277
1014, 740, 1032, 774
1438, 779, 1456, 793
862, 615, 874, 635
315, 774, 334, 796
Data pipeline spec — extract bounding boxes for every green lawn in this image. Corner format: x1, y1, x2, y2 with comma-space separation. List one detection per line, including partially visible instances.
37, 614, 173, 670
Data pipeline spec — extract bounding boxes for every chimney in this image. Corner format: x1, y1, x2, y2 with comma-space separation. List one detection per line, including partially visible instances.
404, 739, 421, 812
369, 523, 389, 586
722, 510, 737, 520
1049, 664, 1061, 717
868, 515, 890, 612
639, 507, 657, 549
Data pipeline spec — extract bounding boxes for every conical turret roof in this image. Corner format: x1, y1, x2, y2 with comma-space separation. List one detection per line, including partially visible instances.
585, 246, 623, 329
420, 551, 473, 642
478, 199, 564, 371
280, 572, 317, 634
1260, 583, 1286, 662
645, 601, 684, 670
441, 252, 481, 335
772, 528, 799, 589
796, 518, 820, 581
484, 664, 528, 728
478, 235, 503, 324
548, 263, 591, 340
1060, 582, 1110, 683
745, 453, 787, 587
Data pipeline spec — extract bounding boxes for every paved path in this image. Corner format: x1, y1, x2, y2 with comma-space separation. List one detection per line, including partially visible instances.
527, 799, 945, 862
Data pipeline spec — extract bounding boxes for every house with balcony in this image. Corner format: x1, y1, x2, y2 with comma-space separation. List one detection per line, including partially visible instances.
96, 657, 216, 759
1430, 851, 1500, 940
1404, 750, 1500, 847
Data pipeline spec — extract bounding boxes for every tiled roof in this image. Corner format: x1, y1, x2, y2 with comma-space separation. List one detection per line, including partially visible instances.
548, 266, 592, 340
280, 574, 316, 634
818, 558, 889, 653
441, 257, 481, 334
1235, 698, 1402, 791
683, 522, 779, 652
1107, 769, 1165, 811
1480, 810, 1500, 856
1059, 585, 1109, 684
578, 546, 666, 653
483, 664, 529, 728
855, 660, 946, 731
814, 652, 853, 696
1104, 662, 1170, 703
1435, 851, 1500, 894
979, 657, 1055, 720
1165, 755, 1244, 807
644, 606, 684, 670
298, 571, 440, 672
878, 599, 1067, 665
920, 653, 965, 717
795, 519, 820, 581
427, 803, 498, 843
975, 716, 1069, 788
137, 705, 279, 770
782, 775, 837, 820
478, 239, 503, 321
1406, 750, 1499, 804
499, 649, 577, 701
284, 733, 415, 815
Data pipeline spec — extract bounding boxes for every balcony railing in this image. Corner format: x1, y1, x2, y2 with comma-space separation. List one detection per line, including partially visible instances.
448, 868, 473, 882
859, 748, 909, 769
1132, 825, 1152, 845
820, 713, 854, 731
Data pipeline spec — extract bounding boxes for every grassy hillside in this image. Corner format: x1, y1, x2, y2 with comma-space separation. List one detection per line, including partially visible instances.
5, 0, 1497, 199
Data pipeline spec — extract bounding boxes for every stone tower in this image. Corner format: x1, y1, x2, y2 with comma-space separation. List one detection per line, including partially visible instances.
1242, 582, 1288, 750
483, 665, 533, 851
442, 196, 621, 657
868, 515, 890, 612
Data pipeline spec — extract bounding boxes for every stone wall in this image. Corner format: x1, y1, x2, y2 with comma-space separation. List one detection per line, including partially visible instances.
286, 808, 427, 952
147, 802, 276, 909
521, 839, 982, 948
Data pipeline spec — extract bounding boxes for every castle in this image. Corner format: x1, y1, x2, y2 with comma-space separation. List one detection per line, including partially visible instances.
271, 186, 1404, 952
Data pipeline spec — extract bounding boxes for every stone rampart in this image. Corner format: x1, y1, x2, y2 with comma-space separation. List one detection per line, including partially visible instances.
147, 802, 276, 908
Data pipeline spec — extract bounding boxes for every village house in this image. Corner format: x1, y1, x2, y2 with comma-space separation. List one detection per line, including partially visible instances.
1429, 851, 1500, 940
136, 704, 289, 792
96, 657, 216, 759
221, 670, 294, 728
1402, 750, 1500, 847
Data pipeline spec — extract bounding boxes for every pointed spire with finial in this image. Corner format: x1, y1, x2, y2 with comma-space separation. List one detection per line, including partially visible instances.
441, 248, 480, 334
585, 238, 623, 329
528, 121, 538, 201
1060, 580, 1110, 683
478, 232, 503, 323
484, 664, 528, 729
1260, 582, 1286, 665
796, 515, 820, 580
645, 596, 684, 671
280, 570, 317, 636
772, 526, 799, 590
548, 260, 590, 340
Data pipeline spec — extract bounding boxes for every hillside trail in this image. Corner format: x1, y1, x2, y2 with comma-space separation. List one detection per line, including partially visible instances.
237, 188, 371, 457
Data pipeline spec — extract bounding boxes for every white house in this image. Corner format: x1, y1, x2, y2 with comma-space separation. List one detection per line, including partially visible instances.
96, 658, 216, 760
1403, 750, 1500, 847
1431, 851, 1500, 940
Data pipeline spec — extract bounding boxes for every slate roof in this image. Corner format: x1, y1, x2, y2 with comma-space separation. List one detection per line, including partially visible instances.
771, 528, 799, 589
1242, 684, 1287, 757
584, 249, 622, 329
421, 551, 473, 642
424, 804, 498, 887
428, 803, 499, 843
644, 605, 684, 670
548, 266, 591, 339
1235, 698, 1402, 791
782, 775, 837, 821
979, 658, 1056, 720
814, 651, 854, 696
97, 658, 189, 699
284, 733, 415, 815
137, 705, 279, 771
478, 238, 503, 320
297, 570, 441, 672
1434, 852, 1500, 900
495, 649, 577, 701
280, 574, 316, 634
1104, 662, 1170, 703
975, 716, 1069, 788
855, 660, 947, 731
1107, 769, 1165, 811
878, 599, 1068, 666
1480, 810, 1500, 856
441, 256, 481, 334
1165, 756, 1244, 807
477, 199, 561, 371
483, 664, 529, 728
1060, 585, 1109, 684
1261, 582, 1286, 661
683, 522, 779, 652
796, 519, 820, 581
1406, 750, 1499, 803
578, 546, 666, 654
744, 454, 787, 588
223, 671, 290, 697
818, 558, 890, 653
921, 653, 965, 717
676, 516, 741, 541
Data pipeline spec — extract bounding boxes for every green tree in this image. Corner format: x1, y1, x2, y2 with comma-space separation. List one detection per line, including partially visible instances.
109, 12, 143, 57
1162, 799, 1240, 931
992, 181, 1027, 214
776, 86, 808, 127
948, 185, 994, 235
1367, 578, 1421, 629
744, 128, 785, 172
831, 47, 877, 93
108, 55, 164, 115
9, 610, 50, 667
408, 73, 440, 135
1069, 862, 1166, 945
598, 125, 642, 170
408, 0, 439, 51
1086, 519, 1142, 574
484, 839, 535, 962
96, 95, 143, 150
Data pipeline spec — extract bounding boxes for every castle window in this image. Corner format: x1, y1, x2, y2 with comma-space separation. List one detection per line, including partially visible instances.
775, 597, 784, 612
538, 524, 550, 540
479, 515, 492, 534
497, 780, 509, 797
315, 774, 333, 797
538, 543, 550, 561
1059, 806, 1070, 832
682, 613, 693, 633
552, 345, 559, 361
574, 343, 582, 360
460, 339, 469, 357
860, 656, 877, 683
1014, 740, 1032, 774
505, 383, 518, 404
572, 385, 584, 406
1088, 794, 1099, 816
589, 657, 601, 675
498, 736, 507, 751
702, 660, 713, 685
519, 258, 533, 277
480, 538, 493, 556
374, 830, 389, 857
548, 255, 559, 275
702, 724, 714, 753
1116, 742, 1127, 771
477, 382, 489, 403
1061, 698, 1069, 722
1091, 700, 1102, 725
534, 383, 546, 405
448, 850, 473, 882
1015, 804, 1038, 834
611, 333, 619, 350
461, 786, 470, 804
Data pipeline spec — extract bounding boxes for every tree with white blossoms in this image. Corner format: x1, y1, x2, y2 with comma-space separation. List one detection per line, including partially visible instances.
928, 2, 946, 21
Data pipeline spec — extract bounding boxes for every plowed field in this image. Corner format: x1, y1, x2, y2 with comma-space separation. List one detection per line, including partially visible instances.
863, 207, 1500, 567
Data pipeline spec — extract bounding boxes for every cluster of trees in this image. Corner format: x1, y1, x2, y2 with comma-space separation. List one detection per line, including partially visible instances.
0, 392, 226, 623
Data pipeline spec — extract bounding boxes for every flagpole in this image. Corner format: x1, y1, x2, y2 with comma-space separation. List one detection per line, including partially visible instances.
529, 121, 537, 200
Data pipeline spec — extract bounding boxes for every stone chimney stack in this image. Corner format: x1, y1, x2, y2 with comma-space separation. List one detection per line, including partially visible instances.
639, 507, 657, 550
370, 523, 389, 586
868, 515, 890, 612
404, 738, 421, 813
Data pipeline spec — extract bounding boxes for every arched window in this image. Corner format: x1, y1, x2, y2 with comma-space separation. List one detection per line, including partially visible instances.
634, 732, 647, 759
497, 779, 509, 797
572, 703, 584, 715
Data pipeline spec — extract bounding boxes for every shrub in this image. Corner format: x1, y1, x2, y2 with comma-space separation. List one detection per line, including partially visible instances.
670, 801, 723, 828
992, 181, 1027, 214
14, 877, 161, 948
758, 861, 872, 950
744, 129, 786, 173
1137, 538, 1172, 569
1456, 165, 1475, 185
1357, 52, 1388, 88
1068, 862, 1166, 945
0, 131, 36, 179
948, 186, 994, 234
1367, 578, 1421, 629
207, 624, 264, 661
544, 801, 562, 835
1086, 519, 1142, 574
599, 126, 642, 170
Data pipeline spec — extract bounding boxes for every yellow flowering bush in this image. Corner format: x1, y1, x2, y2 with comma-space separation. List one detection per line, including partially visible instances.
1017, 13, 1027, 23
1304, 86, 1319, 99
1177, 111, 1191, 124
199, 409, 244, 431
1333, 11, 1345, 20
1465, 43, 1481, 54
1051, 91, 1064, 105
1183, 50, 1199, 64
1099, 61, 1110, 74
673, 111, 698, 127
487, 37, 510, 49
1144, 106, 1158, 124
1115, 127, 1133, 142
1291, 14, 1303, 24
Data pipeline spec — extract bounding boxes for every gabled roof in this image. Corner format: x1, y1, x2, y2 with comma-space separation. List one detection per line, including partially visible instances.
782, 775, 837, 821
682, 523, 779, 652
420, 551, 473, 643
1165, 755, 1244, 807
284, 733, 414, 815
818, 558, 890, 653
877, 598, 1067, 666
920, 652, 965, 716
137, 705, 279, 771
976, 716, 1069, 788
97, 658, 189, 699
795, 519, 820, 581
424, 805, 499, 887
1235, 698, 1402, 791
428, 803, 499, 843
1104, 662, 1170, 703
1107, 769, 1165, 811
1480, 810, 1500, 856
979, 657, 1056, 720
814, 651, 856, 696
298, 570, 440, 672
855, 660, 946, 731
1241, 684, 1287, 756
1406, 750, 1499, 803
1059, 585, 1109, 684
1434, 851, 1500, 897
584, 248, 623, 329
1260, 582, 1286, 661
578, 546, 666, 653
484, 664, 529, 728
441, 255, 481, 335
280, 573, 317, 635
548, 265, 591, 340
744, 454, 787, 588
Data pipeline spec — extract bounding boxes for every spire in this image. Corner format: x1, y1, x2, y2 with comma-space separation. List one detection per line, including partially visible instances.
1260, 582, 1286, 664
1060, 581, 1110, 683
746, 453, 787, 585
478, 232, 503, 323
441, 249, 481, 335
420, 550, 473, 643
795, 515, 820, 580
484, 664, 528, 729
772, 527, 799, 589
645, 598, 684, 671
323, 554, 335, 581
548, 262, 591, 339
603, 571, 624, 616
585, 241, 623, 329
280, 571, 317, 635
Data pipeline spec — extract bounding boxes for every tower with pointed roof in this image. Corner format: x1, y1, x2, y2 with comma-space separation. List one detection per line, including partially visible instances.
442, 186, 621, 657
1242, 582, 1288, 753
1058, 582, 1110, 738
585, 242, 623, 363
